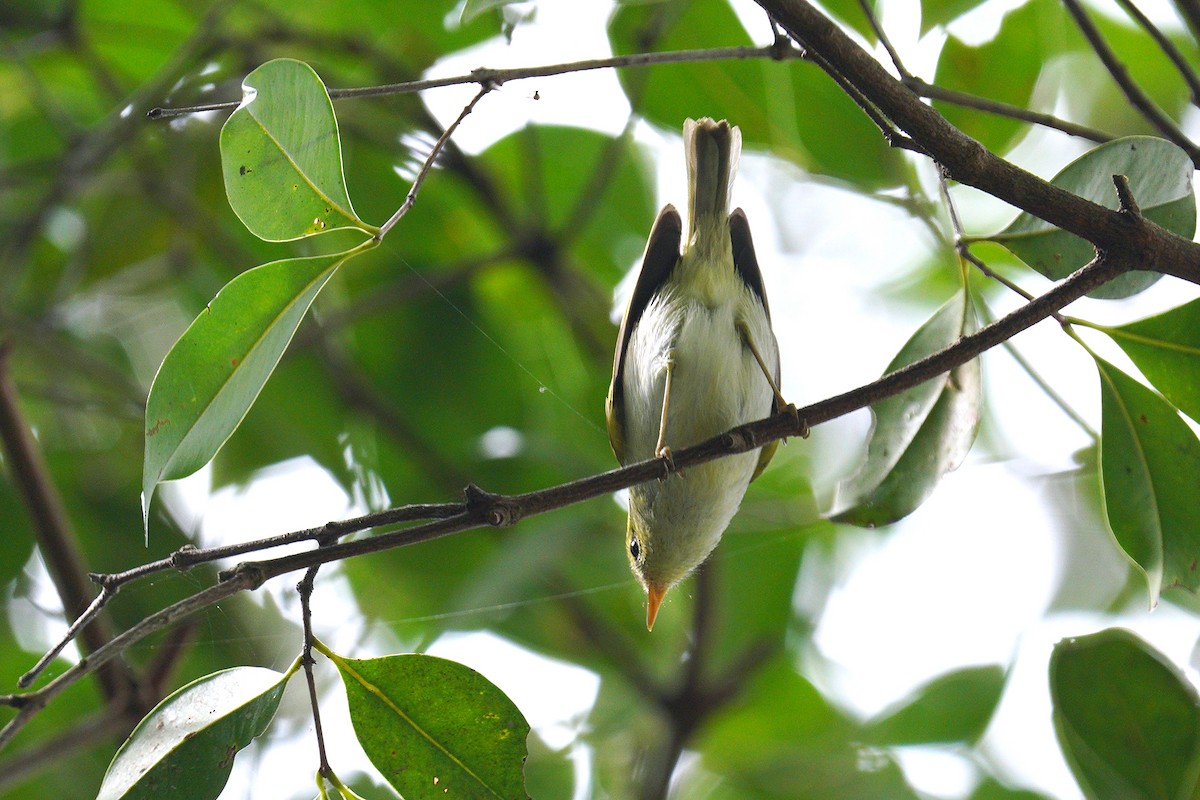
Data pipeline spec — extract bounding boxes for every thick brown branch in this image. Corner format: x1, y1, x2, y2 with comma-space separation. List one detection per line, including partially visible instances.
756, 0, 1200, 286
0, 345, 134, 704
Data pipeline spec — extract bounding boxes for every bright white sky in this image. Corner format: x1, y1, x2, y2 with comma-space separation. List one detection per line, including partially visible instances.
14, 0, 1200, 798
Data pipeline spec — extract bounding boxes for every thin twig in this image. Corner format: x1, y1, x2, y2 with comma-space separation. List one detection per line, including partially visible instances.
857, 0, 910, 79
1061, 0, 1200, 166
906, 77, 1115, 143
1111, 0, 1200, 106
19, 587, 116, 688
377, 85, 491, 239
147, 45, 806, 120
298, 561, 331, 775
977, 297, 1098, 438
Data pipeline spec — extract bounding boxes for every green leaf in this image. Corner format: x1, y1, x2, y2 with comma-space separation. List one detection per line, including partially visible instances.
220, 58, 374, 241
330, 652, 530, 800
813, 0, 877, 43
1107, 298, 1200, 425
142, 246, 370, 526
834, 291, 981, 526
865, 665, 1006, 745
989, 136, 1195, 299
698, 657, 921, 799
608, 0, 905, 188
933, 0, 1046, 154
921, 0, 992, 33
97, 666, 291, 800
460, 0, 522, 24
969, 779, 1055, 800
1050, 629, 1200, 800
1096, 359, 1200, 601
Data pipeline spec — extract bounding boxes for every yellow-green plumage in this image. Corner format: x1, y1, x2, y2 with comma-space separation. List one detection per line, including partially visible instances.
606, 118, 783, 629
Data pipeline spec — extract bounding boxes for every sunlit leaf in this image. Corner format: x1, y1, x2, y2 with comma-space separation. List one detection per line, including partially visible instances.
988, 137, 1194, 298
922, 0, 991, 33
866, 665, 1006, 745
933, 0, 1046, 153
1050, 628, 1200, 800
97, 666, 291, 800
142, 245, 372, 527
330, 651, 529, 800
461, 0, 523, 24
834, 291, 981, 526
1096, 358, 1200, 601
1107, 298, 1200, 424
220, 58, 374, 241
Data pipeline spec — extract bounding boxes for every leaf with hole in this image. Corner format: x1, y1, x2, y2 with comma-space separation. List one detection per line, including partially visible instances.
97, 666, 291, 800
142, 245, 372, 528
1096, 358, 1200, 602
988, 136, 1194, 299
220, 58, 374, 241
1050, 628, 1200, 800
1107, 298, 1200, 425
834, 291, 981, 526
330, 651, 529, 799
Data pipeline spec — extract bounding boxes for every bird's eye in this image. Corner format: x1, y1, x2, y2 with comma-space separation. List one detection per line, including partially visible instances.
629, 534, 641, 561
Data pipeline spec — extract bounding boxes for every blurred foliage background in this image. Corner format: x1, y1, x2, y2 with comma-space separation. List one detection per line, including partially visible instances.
3, 0, 1200, 798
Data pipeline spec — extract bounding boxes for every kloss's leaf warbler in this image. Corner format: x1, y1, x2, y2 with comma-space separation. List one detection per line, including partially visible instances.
606, 118, 789, 630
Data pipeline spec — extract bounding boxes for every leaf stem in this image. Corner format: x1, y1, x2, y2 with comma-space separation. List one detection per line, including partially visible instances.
376, 85, 491, 241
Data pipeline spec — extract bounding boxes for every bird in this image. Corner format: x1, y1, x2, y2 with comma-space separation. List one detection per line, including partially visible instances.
606, 117, 788, 631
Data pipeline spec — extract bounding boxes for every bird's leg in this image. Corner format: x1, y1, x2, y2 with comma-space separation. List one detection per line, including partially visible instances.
736, 320, 808, 438
656, 352, 676, 470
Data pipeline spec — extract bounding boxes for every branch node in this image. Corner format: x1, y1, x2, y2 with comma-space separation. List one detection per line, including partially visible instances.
1113, 173, 1142, 217
170, 544, 200, 570
463, 483, 519, 528
0, 694, 30, 709
218, 562, 267, 589
470, 67, 502, 91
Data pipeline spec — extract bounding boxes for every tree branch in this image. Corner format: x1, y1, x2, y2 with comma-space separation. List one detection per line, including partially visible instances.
1061, 0, 1200, 165
147, 45, 806, 120
1112, 0, 1200, 106
0, 250, 1133, 751
905, 77, 1115, 143
0, 344, 135, 705
756, 0, 1200, 285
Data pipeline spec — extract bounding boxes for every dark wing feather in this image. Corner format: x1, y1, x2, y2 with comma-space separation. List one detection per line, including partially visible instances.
730, 208, 770, 318
731, 208, 781, 482
606, 205, 682, 464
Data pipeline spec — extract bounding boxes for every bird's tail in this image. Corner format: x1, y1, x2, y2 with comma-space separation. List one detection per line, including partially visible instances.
684, 117, 741, 236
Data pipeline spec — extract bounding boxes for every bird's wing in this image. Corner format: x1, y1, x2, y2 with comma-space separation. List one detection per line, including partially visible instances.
730, 208, 781, 483
606, 205, 682, 464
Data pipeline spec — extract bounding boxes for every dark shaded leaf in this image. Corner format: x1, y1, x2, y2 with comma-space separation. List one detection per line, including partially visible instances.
1096, 359, 1200, 601
1108, 298, 1200, 424
1050, 629, 1200, 800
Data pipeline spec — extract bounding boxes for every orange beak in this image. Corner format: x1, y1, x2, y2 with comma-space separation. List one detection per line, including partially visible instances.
646, 583, 668, 631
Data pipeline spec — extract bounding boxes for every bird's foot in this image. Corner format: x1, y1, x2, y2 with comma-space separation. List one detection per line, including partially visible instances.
656, 445, 676, 479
